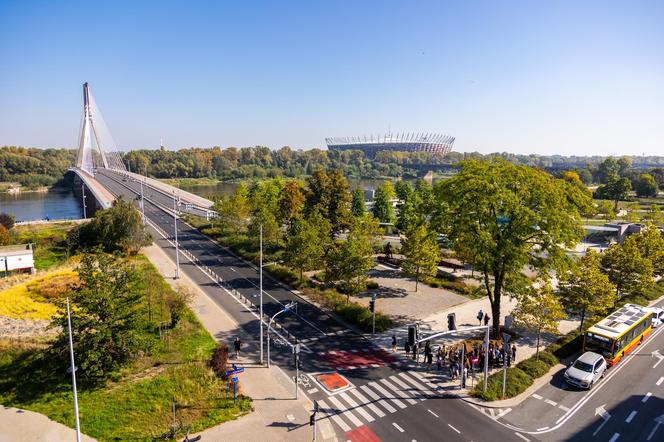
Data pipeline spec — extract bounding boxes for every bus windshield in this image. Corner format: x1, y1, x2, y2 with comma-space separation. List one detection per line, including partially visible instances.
585, 333, 614, 358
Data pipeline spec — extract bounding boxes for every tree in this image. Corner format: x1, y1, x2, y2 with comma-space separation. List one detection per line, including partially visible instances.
596, 200, 616, 221
436, 159, 590, 336
284, 213, 329, 281
0, 213, 15, 230
401, 223, 440, 291
558, 250, 617, 331
512, 281, 566, 360
577, 168, 593, 185
50, 251, 146, 384
325, 215, 379, 302
351, 188, 366, 217
600, 236, 654, 299
631, 223, 664, 276
74, 197, 152, 254
394, 180, 413, 201
304, 169, 352, 235
217, 182, 251, 235
635, 173, 659, 198
594, 177, 632, 211
372, 180, 396, 224
618, 156, 632, 177
596, 157, 620, 184
644, 204, 664, 226
278, 180, 305, 228
0, 224, 9, 246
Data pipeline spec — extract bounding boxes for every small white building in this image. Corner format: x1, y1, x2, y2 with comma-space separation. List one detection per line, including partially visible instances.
0, 244, 35, 275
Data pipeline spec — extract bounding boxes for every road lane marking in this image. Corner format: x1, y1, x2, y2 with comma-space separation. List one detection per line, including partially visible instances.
495, 408, 512, 419
369, 382, 407, 409
379, 378, 417, 405
307, 388, 318, 394
558, 405, 570, 412
349, 388, 385, 418
388, 376, 421, 403
427, 409, 439, 418
360, 384, 397, 413
447, 424, 460, 434
392, 423, 405, 432
544, 399, 558, 407
339, 392, 374, 422
398, 372, 436, 398
608, 433, 619, 442
327, 395, 363, 427
514, 433, 529, 441
626, 411, 637, 423
536, 427, 549, 431
317, 400, 351, 432
657, 377, 664, 386
532, 394, 543, 400
643, 392, 652, 403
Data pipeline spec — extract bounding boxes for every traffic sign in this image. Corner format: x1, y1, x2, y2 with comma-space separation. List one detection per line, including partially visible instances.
224, 367, 245, 376
231, 376, 238, 383
502, 332, 511, 343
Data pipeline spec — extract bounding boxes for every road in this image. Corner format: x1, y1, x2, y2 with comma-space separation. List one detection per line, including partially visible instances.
94, 168, 526, 441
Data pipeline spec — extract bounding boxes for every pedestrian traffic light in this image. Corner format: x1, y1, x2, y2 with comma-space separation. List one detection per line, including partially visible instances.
447, 313, 456, 331
369, 300, 375, 313
408, 326, 416, 346
310, 414, 315, 426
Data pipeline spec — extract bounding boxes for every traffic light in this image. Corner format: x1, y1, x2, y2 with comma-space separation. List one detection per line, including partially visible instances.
369, 300, 375, 313
447, 313, 456, 331
310, 414, 316, 426
408, 326, 416, 346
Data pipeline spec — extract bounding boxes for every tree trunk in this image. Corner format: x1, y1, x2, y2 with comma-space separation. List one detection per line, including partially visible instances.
415, 267, 419, 292
579, 308, 586, 332
536, 328, 541, 360
300, 266, 303, 282
490, 274, 503, 337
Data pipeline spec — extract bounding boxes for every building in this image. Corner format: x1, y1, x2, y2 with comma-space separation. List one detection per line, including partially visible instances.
325, 132, 455, 158
0, 244, 35, 275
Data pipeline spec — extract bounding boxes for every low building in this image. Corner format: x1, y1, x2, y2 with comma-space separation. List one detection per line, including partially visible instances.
0, 244, 35, 275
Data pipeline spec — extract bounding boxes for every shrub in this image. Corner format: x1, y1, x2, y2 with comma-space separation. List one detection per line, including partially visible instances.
366, 280, 379, 290
550, 331, 583, 360
265, 264, 302, 288
538, 351, 559, 367
474, 367, 533, 401
211, 343, 230, 381
516, 358, 549, 378
0, 213, 15, 230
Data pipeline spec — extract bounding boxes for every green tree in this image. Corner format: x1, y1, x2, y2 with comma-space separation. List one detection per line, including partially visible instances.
401, 223, 440, 291
618, 156, 632, 177
644, 204, 664, 226
216, 182, 251, 235
631, 223, 664, 276
0, 213, 15, 230
436, 159, 590, 335
278, 180, 305, 228
596, 157, 620, 184
351, 188, 366, 217
600, 236, 654, 299
325, 215, 379, 302
284, 213, 330, 281
594, 177, 632, 211
558, 250, 617, 331
50, 251, 146, 384
304, 169, 352, 235
635, 173, 659, 198
394, 180, 413, 201
372, 180, 396, 224
596, 200, 616, 221
512, 281, 566, 360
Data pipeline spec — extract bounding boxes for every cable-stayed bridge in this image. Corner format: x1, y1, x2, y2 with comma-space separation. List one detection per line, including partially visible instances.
69, 82, 214, 218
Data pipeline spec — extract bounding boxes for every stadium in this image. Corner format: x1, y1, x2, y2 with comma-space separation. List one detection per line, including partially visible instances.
325, 132, 455, 157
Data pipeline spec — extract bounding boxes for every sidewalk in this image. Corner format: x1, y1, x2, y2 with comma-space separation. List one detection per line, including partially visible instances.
142, 245, 337, 442
0, 407, 96, 442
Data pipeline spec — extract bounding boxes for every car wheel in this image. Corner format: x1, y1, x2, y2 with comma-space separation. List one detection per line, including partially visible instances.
588, 381, 594, 390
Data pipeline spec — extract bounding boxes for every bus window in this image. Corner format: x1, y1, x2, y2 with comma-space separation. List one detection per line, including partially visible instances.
585, 333, 614, 358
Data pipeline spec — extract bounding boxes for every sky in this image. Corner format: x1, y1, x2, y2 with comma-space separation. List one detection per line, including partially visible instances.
0, 0, 663, 156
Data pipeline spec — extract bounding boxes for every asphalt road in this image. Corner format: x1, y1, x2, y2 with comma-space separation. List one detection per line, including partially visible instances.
89, 168, 605, 442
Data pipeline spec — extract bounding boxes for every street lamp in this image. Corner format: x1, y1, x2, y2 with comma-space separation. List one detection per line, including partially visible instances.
81, 183, 87, 219
65, 297, 81, 442
267, 301, 296, 368
172, 193, 180, 279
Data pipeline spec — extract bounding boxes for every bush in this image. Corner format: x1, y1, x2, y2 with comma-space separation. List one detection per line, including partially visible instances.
0, 213, 15, 230
474, 367, 533, 401
549, 331, 583, 360
366, 280, 379, 290
516, 358, 549, 378
538, 351, 559, 367
211, 343, 230, 381
265, 264, 302, 288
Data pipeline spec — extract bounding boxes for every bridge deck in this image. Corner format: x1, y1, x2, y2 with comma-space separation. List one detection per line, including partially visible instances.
71, 168, 115, 209
121, 171, 214, 208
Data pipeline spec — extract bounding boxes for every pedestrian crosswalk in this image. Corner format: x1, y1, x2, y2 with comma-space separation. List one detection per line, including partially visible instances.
316, 370, 441, 432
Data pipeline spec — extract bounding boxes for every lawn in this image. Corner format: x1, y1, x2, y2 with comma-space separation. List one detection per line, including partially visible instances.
10, 222, 75, 270
0, 256, 252, 441
0, 270, 76, 319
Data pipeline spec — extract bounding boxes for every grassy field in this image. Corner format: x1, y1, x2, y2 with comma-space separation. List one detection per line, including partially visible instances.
0, 256, 252, 441
0, 270, 76, 319
10, 222, 75, 270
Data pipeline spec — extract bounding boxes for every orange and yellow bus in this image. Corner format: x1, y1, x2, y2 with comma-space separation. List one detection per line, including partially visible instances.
583, 303, 653, 366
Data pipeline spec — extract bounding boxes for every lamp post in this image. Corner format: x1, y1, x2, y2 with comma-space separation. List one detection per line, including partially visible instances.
66, 297, 81, 442
267, 301, 296, 368
260, 225, 263, 365
173, 193, 180, 279
81, 183, 87, 219
139, 176, 145, 225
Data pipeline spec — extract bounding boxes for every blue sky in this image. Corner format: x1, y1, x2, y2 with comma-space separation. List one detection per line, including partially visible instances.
1, 0, 662, 155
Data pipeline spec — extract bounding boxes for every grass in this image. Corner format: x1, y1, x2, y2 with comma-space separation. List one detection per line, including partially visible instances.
0, 270, 76, 319
0, 256, 252, 441
158, 177, 221, 187
10, 222, 75, 270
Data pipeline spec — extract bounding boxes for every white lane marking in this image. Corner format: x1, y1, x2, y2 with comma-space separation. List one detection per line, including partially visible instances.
347, 366, 357, 370
657, 377, 664, 386
608, 433, 620, 442
328, 395, 363, 427
409, 370, 443, 392
448, 424, 461, 434
387, 376, 420, 404
532, 394, 543, 400
307, 388, 319, 394
647, 420, 662, 441
427, 409, 439, 418
230, 267, 236, 272
318, 399, 351, 432
339, 392, 374, 422
625, 411, 637, 423
514, 433, 530, 442
558, 405, 570, 412
371, 364, 380, 368
360, 384, 397, 413
370, 381, 407, 409
642, 392, 652, 403
393, 422, 405, 432
544, 399, 558, 407
377, 379, 412, 407
496, 408, 512, 419
536, 426, 549, 431
349, 388, 385, 418
398, 372, 435, 398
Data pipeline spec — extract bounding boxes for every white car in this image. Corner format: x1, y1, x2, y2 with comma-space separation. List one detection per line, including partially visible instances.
564, 351, 607, 389
650, 307, 663, 328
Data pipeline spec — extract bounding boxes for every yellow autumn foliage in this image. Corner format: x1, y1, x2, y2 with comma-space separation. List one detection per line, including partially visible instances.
0, 270, 77, 320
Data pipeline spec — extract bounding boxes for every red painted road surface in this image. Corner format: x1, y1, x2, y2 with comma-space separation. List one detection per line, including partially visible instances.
324, 349, 397, 371
346, 425, 382, 442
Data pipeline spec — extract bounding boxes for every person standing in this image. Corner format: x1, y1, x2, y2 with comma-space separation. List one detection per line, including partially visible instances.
391, 334, 397, 352
477, 309, 484, 325
511, 344, 517, 363
234, 337, 241, 359
484, 313, 490, 327
412, 343, 418, 361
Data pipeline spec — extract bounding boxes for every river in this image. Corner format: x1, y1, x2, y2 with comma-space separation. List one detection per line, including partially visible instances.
0, 190, 83, 222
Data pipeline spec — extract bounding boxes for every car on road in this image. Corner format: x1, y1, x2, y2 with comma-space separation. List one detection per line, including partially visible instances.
564, 351, 607, 389
650, 307, 663, 328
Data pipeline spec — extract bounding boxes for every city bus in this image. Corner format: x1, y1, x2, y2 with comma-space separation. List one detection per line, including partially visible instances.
583, 303, 653, 366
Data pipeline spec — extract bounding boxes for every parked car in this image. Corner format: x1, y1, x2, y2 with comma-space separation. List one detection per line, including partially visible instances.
650, 307, 663, 328
564, 351, 607, 389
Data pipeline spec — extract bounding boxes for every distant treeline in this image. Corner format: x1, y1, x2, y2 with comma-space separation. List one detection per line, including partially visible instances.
3, 144, 664, 186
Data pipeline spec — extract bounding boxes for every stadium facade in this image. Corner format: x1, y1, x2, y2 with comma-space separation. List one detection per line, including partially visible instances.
325, 133, 455, 157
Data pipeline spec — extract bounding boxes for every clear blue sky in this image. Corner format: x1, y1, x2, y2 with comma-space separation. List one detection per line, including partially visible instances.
1, 0, 662, 156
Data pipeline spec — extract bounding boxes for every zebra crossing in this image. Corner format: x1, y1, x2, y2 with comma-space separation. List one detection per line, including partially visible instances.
316, 370, 442, 432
